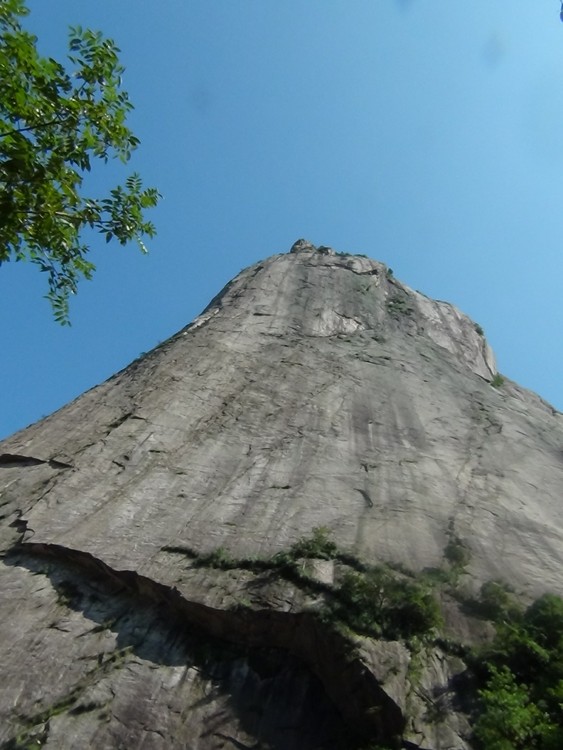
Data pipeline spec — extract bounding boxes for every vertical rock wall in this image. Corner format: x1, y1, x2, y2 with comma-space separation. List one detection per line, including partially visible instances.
1, 242, 562, 749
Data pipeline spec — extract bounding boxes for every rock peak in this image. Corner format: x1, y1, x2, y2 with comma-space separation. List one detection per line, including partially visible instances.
197, 245, 496, 381
289, 237, 317, 253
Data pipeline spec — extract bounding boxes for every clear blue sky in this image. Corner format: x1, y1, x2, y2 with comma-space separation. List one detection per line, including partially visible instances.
2, 0, 563, 439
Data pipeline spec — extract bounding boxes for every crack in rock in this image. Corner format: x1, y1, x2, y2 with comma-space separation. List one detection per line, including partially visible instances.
0, 453, 73, 470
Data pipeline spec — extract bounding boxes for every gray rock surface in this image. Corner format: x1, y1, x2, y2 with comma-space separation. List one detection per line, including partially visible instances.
1, 241, 562, 748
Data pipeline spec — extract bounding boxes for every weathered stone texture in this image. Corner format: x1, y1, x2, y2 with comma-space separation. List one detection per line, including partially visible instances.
1, 241, 562, 748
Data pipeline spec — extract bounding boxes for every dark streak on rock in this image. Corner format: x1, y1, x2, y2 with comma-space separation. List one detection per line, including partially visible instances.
355, 488, 374, 509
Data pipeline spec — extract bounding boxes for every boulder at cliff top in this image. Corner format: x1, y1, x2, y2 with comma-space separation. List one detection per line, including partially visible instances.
0, 241, 562, 749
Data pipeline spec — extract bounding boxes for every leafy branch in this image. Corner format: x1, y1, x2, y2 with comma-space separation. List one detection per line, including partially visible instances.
0, 0, 160, 322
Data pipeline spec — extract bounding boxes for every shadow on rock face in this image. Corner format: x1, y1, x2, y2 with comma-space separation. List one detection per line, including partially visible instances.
2, 547, 361, 750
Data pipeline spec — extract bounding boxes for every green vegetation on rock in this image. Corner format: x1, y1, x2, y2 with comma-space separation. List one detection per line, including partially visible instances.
328, 567, 441, 639
386, 296, 413, 317
165, 527, 442, 642
288, 525, 339, 559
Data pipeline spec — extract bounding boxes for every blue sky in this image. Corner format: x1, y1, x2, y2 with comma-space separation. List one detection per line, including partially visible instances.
2, 0, 563, 439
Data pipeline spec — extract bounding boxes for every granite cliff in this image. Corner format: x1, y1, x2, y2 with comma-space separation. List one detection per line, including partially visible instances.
1, 240, 562, 749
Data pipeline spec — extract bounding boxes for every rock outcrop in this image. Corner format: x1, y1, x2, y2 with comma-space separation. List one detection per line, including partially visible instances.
1, 241, 562, 749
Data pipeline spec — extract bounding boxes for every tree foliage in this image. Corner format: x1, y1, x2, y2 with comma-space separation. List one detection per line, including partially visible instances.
0, 0, 159, 322
333, 567, 442, 639
473, 593, 563, 749
474, 666, 556, 750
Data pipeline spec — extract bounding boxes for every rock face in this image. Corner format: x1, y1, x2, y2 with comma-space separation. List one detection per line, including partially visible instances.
1, 241, 562, 749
